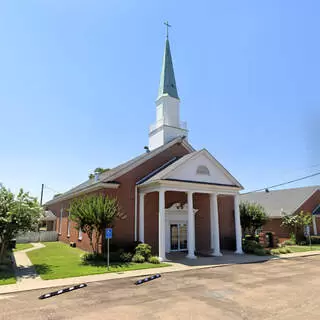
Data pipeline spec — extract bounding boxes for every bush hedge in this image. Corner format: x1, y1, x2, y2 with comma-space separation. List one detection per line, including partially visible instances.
132, 254, 145, 263
135, 243, 152, 260
311, 236, 320, 244
148, 256, 160, 264
242, 240, 264, 254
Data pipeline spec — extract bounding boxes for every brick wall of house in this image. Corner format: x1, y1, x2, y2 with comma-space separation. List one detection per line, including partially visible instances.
46, 142, 190, 252
263, 218, 290, 238
218, 195, 236, 250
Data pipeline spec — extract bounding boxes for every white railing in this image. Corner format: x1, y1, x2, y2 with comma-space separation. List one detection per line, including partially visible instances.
16, 231, 58, 243
149, 119, 188, 132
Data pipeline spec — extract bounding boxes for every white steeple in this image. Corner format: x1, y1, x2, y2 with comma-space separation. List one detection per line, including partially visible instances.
148, 23, 188, 151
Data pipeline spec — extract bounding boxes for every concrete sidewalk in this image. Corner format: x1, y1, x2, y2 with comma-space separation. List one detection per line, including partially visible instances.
1, 249, 320, 295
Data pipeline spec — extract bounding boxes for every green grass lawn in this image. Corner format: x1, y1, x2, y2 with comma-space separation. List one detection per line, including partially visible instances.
27, 242, 169, 280
286, 245, 320, 253
13, 243, 34, 252
0, 253, 16, 285
271, 244, 320, 255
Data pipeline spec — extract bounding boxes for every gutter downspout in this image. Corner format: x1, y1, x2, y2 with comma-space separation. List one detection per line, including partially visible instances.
134, 186, 138, 241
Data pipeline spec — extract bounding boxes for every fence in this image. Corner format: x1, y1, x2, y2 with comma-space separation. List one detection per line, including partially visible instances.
16, 231, 58, 243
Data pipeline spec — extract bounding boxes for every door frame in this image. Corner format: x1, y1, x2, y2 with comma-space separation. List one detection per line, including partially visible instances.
169, 223, 188, 252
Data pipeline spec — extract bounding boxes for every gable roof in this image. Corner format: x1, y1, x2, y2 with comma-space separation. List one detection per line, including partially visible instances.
45, 137, 194, 205
240, 185, 320, 218
139, 149, 243, 189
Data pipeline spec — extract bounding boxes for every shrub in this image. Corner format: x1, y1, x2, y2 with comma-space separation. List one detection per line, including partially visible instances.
299, 241, 307, 246
271, 249, 280, 255
311, 236, 320, 244
285, 248, 292, 253
253, 248, 267, 256
135, 243, 152, 259
82, 253, 105, 263
148, 256, 160, 264
120, 252, 133, 262
279, 248, 288, 254
242, 240, 263, 254
282, 240, 295, 246
132, 254, 145, 263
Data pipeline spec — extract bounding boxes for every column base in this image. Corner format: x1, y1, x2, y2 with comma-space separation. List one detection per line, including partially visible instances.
186, 254, 197, 259
212, 251, 223, 257
234, 249, 244, 254
158, 256, 167, 262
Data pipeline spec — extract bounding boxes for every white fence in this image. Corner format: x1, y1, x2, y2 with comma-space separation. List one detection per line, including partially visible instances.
16, 231, 58, 243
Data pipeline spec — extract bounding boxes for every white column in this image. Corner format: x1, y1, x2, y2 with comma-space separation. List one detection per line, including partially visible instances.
234, 194, 243, 254
312, 215, 317, 235
210, 193, 222, 256
187, 191, 196, 259
158, 189, 166, 261
139, 192, 145, 243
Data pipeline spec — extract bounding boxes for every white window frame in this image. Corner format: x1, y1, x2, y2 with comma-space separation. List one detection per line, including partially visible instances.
78, 228, 83, 240
59, 207, 63, 235
67, 210, 71, 238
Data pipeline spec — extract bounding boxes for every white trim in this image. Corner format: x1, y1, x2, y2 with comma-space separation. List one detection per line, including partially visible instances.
140, 149, 243, 190
139, 179, 241, 195
165, 203, 198, 253
158, 188, 166, 261
234, 194, 243, 254
312, 215, 317, 235
78, 228, 83, 240
67, 210, 71, 238
139, 192, 145, 242
59, 207, 63, 235
134, 186, 138, 241
45, 182, 119, 205
186, 191, 196, 259
211, 193, 222, 256
292, 187, 320, 214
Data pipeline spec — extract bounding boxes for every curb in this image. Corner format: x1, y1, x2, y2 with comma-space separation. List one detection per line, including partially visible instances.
1, 251, 320, 295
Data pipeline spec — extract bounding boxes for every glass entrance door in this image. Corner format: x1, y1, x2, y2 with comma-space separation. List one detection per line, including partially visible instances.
170, 223, 188, 251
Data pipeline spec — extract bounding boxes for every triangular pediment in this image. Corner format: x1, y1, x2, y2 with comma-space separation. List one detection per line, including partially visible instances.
143, 149, 243, 188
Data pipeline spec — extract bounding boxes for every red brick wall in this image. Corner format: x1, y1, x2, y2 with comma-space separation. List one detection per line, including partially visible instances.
46, 142, 190, 252
194, 193, 211, 251
262, 190, 320, 238
263, 218, 290, 238
218, 195, 236, 250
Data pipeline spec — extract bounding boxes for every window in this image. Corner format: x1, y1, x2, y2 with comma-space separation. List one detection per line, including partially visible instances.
67, 210, 71, 238
59, 207, 63, 234
196, 165, 210, 175
78, 228, 83, 241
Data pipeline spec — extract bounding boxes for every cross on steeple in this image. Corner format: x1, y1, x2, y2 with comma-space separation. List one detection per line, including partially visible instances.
164, 21, 171, 39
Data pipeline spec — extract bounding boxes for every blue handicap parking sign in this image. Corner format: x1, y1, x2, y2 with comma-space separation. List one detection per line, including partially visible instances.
105, 228, 112, 239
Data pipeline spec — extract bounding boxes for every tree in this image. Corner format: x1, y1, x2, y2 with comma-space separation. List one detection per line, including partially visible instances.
281, 211, 312, 242
0, 185, 42, 263
240, 201, 269, 236
88, 167, 110, 180
69, 194, 126, 254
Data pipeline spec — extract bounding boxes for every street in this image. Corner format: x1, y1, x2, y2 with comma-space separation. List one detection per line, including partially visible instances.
1, 255, 320, 320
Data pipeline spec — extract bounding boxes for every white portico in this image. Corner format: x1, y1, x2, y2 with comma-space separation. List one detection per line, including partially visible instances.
137, 149, 244, 261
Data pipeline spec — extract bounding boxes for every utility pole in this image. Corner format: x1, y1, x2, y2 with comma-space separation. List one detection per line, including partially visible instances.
40, 183, 44, 206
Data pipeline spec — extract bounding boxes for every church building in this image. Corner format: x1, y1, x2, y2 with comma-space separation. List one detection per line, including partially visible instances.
45, 30, 244, 260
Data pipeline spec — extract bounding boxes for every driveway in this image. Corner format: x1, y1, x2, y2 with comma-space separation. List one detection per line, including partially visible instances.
1, 255, 320, 320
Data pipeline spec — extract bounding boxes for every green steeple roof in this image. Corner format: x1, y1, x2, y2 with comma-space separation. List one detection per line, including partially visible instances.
158, 39, 179, 100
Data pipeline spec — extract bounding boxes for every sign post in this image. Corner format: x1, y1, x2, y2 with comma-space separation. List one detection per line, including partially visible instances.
304, 225, 311, 249
105, 228, 112, 270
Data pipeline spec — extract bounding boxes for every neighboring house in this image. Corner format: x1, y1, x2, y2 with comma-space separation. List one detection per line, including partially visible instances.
44, 35, 244, 261
240, 186, 320, 238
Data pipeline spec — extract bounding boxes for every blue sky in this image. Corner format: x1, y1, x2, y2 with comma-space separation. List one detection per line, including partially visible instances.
0, 0, 319, 203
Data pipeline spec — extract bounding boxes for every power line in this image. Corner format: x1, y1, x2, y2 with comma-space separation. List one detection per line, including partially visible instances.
242, 171, 320, 195
44, 185, 62, 195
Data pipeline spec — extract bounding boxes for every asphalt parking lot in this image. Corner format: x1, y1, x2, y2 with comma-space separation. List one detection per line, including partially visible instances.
1, 255, 320, 320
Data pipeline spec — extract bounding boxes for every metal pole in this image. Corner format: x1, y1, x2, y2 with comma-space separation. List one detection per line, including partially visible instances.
40, 183, 44, 206
107, 238, 110, 270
